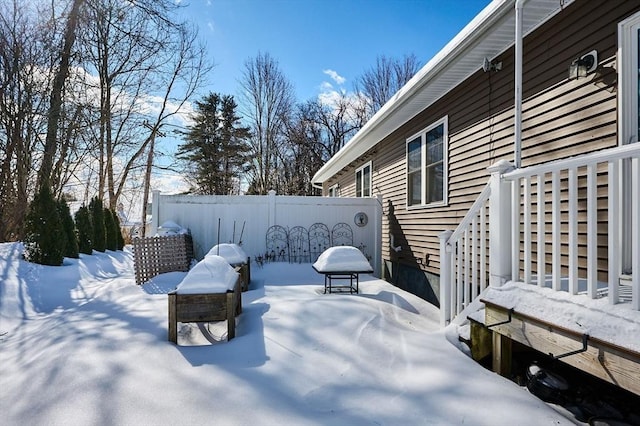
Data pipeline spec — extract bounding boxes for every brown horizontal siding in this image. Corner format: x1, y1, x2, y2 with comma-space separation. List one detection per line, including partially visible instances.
328, 0, 638, 283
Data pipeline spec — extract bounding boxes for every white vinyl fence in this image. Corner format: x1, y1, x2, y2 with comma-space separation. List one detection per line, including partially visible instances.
151, 190, 383, 277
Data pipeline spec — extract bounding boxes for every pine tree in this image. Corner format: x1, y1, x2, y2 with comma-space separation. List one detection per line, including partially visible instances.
177, 93, 250, 194
112, 210, 125, 250
57, 197, 79, 258
75, 205, 93, 255
23, 185, 66, 265
104, 208, 117, 251
89, 197, 106, 252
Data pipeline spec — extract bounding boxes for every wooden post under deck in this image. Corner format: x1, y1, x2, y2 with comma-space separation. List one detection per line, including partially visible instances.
492, 332, 512, 376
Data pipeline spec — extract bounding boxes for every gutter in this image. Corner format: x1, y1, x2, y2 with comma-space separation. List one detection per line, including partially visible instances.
514, 0, 526, 169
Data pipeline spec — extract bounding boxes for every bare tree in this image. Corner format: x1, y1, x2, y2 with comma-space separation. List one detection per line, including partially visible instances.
239, 52, 295, 194
354, 53, 420, 117
76, 0, 208, 217
277, 92, 366, 195
38, 0, 84, 190
0, 0, 207, 241
0, 1, 56, 240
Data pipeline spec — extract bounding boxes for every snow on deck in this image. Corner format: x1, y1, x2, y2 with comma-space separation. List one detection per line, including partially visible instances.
482, 281, 640, 353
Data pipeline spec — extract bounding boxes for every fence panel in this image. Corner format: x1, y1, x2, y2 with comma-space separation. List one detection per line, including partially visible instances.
151, 190, 382, 277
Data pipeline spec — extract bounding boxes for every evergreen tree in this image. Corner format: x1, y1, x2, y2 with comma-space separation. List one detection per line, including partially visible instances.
75, 205, 93, 255
57, 197, 79, 258
89, 197, 106, 252
104, 208, 117, 251
112, 210, 125, 250
177, 93, 251, 194
23, 185, 66, 266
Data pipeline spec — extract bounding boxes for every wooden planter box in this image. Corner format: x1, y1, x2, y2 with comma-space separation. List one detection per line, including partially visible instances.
167, 276, 242, 344
233, 259, 251, 292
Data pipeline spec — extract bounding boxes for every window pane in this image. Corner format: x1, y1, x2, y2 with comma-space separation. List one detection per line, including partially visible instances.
407, 137, 421, 172
356, 170, 362, 197
637, 28, 640, 138
363, 165, 371, 197
426, 162, 443, 203
426, 124, 443, 164
408, 171, 421, 205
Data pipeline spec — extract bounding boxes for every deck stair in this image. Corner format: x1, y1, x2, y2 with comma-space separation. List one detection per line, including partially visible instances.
439, 143, 640, 396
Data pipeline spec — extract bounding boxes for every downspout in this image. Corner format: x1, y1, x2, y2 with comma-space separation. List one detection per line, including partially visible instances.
514, 0, 526, 169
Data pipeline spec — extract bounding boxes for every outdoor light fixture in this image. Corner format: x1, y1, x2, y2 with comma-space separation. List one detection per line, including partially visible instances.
569, 50, 598, 80
482, 57, 502, 73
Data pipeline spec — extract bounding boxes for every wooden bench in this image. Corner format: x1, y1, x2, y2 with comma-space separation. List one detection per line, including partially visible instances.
168, 276, 242, 343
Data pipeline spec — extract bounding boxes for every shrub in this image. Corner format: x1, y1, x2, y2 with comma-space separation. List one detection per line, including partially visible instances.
57, 197, 79, 258
104, 208, 117, 251
74, 205, 93, 255
23, 185, 66, 266
89, 197, 106, 252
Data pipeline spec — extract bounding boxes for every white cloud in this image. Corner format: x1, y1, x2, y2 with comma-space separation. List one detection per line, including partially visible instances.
319, 81, 334, 92
318, 90, 341, 108
207, 21, 215, 32
323, 69, 346, 85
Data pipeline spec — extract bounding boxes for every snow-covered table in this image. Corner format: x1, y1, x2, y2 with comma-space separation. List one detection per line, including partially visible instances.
207, 243, 251, 291
312, 246, 373, 294
168, 255, 242, 343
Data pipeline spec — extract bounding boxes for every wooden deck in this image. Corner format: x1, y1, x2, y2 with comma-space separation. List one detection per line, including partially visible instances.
476, 300, 640, 397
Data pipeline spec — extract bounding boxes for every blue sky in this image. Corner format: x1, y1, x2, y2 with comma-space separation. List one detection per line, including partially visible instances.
178, 0, 492, 102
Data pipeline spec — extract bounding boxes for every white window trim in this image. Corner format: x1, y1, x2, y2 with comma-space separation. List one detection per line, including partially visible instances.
406, 116, 449, 209
618, 11, 640, 145
355, 161, 372, 198
328, 183, 339, 197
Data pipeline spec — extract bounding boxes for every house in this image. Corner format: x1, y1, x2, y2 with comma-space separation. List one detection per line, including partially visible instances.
312, 0, 640, 395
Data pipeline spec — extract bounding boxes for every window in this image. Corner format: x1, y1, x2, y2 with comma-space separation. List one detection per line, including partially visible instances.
355, 162, 372, 197
328, 184, 339, 197
619, 11, 640, 145
406, 117, 448, 207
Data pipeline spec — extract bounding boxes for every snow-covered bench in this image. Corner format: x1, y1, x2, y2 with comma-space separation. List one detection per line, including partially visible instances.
312, 246, 373, 294
207, 243, 251, 291
168, 255, 242, 343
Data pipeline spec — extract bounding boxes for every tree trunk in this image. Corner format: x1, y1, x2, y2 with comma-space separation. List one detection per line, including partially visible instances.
38, 0, 84, 190
140, 133, 155, 238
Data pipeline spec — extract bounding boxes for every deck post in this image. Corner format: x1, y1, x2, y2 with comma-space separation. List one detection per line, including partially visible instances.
439, 230, 453, 326
492, 332, 512, 376
487, 160, 515, 288
168, 291, 177, 343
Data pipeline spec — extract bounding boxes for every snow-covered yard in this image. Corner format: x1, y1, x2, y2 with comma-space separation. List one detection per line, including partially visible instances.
0, 242, 573, 425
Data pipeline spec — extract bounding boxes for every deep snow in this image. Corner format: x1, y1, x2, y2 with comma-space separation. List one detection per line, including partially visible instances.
0, 242, 575, 425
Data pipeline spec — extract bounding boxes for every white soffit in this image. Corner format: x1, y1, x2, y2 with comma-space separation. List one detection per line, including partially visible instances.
313, 0, 573, 185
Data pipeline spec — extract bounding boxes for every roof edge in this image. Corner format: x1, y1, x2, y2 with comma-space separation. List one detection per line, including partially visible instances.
312, 0, 514, 186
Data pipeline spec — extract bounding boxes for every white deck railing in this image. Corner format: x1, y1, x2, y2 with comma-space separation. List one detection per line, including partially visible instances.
439, 182, 492, 326
440, 143, 640, 325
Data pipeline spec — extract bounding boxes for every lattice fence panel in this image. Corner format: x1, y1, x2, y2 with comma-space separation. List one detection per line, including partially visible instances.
133, 234, 193, 284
